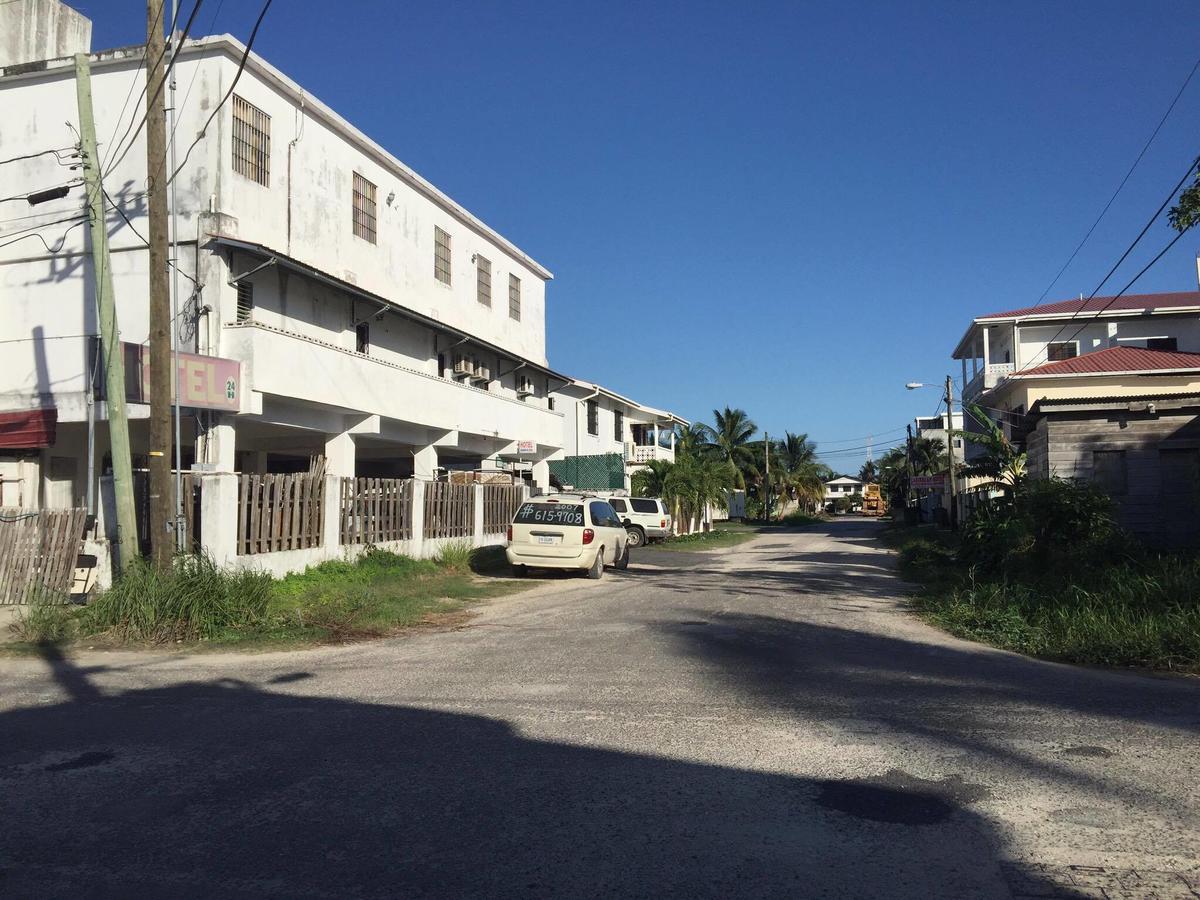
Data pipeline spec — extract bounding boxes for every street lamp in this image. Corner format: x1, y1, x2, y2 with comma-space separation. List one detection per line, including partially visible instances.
904, 376, 958, 530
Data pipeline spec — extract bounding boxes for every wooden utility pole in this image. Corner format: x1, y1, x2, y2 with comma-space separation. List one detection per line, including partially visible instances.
146, 0, 174, 570
75, 53, 139, 569
764, 431, 770, 521
945, 375, 958, 530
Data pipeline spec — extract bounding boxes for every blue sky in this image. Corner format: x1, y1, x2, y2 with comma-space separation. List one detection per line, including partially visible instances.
87, 0, 1200, 473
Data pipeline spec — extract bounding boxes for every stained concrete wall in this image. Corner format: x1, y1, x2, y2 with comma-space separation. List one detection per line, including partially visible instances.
0, 0, 91, 69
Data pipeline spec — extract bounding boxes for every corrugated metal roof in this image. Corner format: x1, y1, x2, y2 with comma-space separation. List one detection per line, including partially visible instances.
979, 291, 1200, 321
1017, 346, 1200, 377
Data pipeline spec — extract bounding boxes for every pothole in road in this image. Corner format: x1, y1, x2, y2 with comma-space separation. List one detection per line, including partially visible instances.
815, 769, 989, 826
1058, 745, 1115, 758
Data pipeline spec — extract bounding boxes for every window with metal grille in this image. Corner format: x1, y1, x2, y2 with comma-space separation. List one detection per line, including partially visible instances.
231, 94, 270, 186
1047, 341, 1077, 361
613, 410, 623, 442
587, 399, 598, 435
352, 172, 377, 244
508, 273, 521, 321
476, 255, 491, 305
235, 281, 254, 323
434, 226, 451, 284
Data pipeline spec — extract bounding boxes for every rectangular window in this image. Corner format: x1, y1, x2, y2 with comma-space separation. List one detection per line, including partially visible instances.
355, 322, 370, 355
614, 410, 623, 442
476, 255, 491, 305
508, 274, 521, 321
235, 280, 254, 323
1047, 341, 1078, 361
434, 226, 452, 284
1147, 337, 1178, 352
231, 94, 270, 186
1093, 450, 1127, 496
548, 396, 555, 412
352, 172, 377, 244
586, 399, 598, 436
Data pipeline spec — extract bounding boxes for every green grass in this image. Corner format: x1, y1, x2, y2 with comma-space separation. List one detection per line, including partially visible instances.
886, 523, 1200, 672
4, 545, 527, 652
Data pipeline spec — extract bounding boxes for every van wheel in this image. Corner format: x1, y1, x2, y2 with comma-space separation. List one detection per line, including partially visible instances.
625, 526, 645, 548
587, 550, 604, 580
616, 542, 630, 570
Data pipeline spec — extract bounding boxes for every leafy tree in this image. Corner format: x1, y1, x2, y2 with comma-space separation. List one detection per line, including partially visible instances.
631, 458, 672, 498
663, 454, 735, 532
702, 407, 758, 489
674, 422, 712, 461
909, 436, 946, 476
956, 403, 1026, 492
1169, 168, 1200, 232
858, 460, 878, 484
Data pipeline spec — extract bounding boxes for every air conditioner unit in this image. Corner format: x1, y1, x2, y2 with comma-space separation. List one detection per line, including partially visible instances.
471, 358, 491, 382
517, 375, 534, 396
453, 354, 473, 377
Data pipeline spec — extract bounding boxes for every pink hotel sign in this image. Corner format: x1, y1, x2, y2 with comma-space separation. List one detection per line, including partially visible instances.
123, 343, 242, 412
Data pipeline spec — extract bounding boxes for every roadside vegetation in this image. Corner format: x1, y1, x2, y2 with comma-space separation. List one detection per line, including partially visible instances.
8, 544, 525, 651
889, 478, 1200, 672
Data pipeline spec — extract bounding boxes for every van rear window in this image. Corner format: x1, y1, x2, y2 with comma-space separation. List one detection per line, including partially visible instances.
630, 498, 659, 513
513, 503, 584, 526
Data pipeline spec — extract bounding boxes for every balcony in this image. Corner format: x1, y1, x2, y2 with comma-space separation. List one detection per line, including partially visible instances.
625, 442, 675, 465
963, 362, 1014, 400
223, 322, 563, 448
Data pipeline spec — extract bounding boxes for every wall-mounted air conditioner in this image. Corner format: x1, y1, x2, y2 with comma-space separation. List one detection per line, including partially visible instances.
517, 375, 534, 396
453, 353, 473, 377
471, 358, 491, 382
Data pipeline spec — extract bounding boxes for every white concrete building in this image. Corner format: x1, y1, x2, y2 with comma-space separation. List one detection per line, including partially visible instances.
0, 28, 569, 513
549, 380, 688, 492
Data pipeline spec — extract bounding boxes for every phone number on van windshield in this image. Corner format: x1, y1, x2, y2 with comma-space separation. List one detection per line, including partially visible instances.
517, 504, 584, 525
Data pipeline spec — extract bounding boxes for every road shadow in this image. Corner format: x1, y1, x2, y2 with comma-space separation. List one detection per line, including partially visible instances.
0, 651, 1079, 898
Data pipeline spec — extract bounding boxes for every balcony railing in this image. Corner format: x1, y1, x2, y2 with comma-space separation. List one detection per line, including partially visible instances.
963, 362, 1014, 400
626, 443, 675, 464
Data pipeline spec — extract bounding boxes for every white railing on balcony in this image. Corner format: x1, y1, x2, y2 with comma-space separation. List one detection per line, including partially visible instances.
627, 444, 674, 464
963, 362, 1015, 400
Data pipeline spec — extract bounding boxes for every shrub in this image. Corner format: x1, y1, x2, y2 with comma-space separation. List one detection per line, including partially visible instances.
82, 554, 273, 642
13, 600, 78, 644
433, 539, 474, 570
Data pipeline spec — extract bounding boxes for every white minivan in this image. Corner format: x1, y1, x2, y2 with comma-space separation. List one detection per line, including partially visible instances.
506, 495, 630, 579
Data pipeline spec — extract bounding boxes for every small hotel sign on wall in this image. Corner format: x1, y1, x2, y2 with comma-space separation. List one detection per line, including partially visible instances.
123, 343, 242, 412
910, 474, 947, 490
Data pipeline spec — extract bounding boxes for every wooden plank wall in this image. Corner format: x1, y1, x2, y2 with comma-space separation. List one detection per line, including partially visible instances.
423, 481, 473, 540
340, 478, 414, 545
0, 507, 89, 604
482, 484, 523, 534
236, 471, 326, 555
1043, 411, 1200, 547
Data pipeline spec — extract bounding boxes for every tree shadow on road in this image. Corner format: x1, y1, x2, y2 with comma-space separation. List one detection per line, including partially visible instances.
0, 647, 1084, 898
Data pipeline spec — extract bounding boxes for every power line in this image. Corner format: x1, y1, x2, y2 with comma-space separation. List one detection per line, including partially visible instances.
1027, 53, 1200, 311
166, 0, 273, 188
103, 0, 206, 176
0, 179, 82, 204
809, 425, 908, 446
99, 0, 176, 172
1008, 153, 1200, 377
103, 187, 198, 284
0, 217, 88, 252
0, 146, 77, 167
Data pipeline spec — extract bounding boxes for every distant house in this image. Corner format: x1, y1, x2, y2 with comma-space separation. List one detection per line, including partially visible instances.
823, 476, 864, 508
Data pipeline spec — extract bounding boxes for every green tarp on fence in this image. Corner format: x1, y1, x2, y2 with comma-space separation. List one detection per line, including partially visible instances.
548, 453, 625, 490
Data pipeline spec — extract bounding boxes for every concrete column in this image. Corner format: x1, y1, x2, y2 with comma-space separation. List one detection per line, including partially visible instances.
410, 479, 426, 552
204, 414, 236, 472
472, 484, 484, 544
325, 428, 355, 478
1106, 321, 1119, 348
1013, 323, 1022, 366
652, 422, 659, 449
531, 460, 550, 495
961, 357, 968, 390
413, 443, 438, 480
200, 473, 238, 565
982, 326, 990, 369
321, 474, 341, 550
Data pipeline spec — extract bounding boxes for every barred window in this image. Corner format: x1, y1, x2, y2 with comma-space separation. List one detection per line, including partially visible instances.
1047, 341, 1077, 361
476, 255, 491, 305
235, 280, 254, 323
613, 410, 623, 442
232, 95, 270, 186
508, 273, 521, 321
587, 399, 598, 435
352, 172, 377, 244
434, 226, 452, 284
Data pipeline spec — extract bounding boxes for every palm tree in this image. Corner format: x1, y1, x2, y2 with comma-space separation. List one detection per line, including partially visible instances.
674, 423, 711, 461
909, 436, 946, 476
664, 454, 735, 532
957, 403, 1026, 492
703, 407, 758, 489
858, 460, 878, 484
631, 458, 672, 498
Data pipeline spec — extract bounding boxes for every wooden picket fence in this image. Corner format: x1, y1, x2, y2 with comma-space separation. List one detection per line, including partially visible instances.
482, 484, 524, 534
423, 481, 474, 540
340, 478, 414, 544
237, 470, 325, 555
0, 507, 89, 604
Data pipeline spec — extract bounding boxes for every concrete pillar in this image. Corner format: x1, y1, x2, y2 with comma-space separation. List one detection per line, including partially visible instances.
652, 422, 659, 448
982, 326, 990, 369
531, 460, 550, 495
200, 473, 238, 565
961, 357, 968, 389
413, 443, 438, 480
325, 428, 355, 477
410, 479, 426, 551
321, 474, 341, 550
1013, 322, 1022, 366
204, 414, 236, 472
1106, 321, 1119, 348
472, 484, 484, 543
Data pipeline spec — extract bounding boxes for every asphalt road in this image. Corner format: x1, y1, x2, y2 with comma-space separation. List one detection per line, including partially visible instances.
2, 519, 1199, 898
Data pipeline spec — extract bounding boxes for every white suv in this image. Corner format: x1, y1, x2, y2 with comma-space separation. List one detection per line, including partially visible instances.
606, 496, 672, 547
506, 495, 630, 579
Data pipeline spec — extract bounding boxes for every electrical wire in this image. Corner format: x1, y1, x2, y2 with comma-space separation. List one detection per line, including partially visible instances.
103, 187, 198, 284
1027, 53, 1200, 312
166, 0, 273, 187
0, 147, 77, 167
166, 0, 228, 151
0, 217, 88, 252
100, 0, 177, 172
1006, 153, 1200, 376
0, 179, 82, 203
